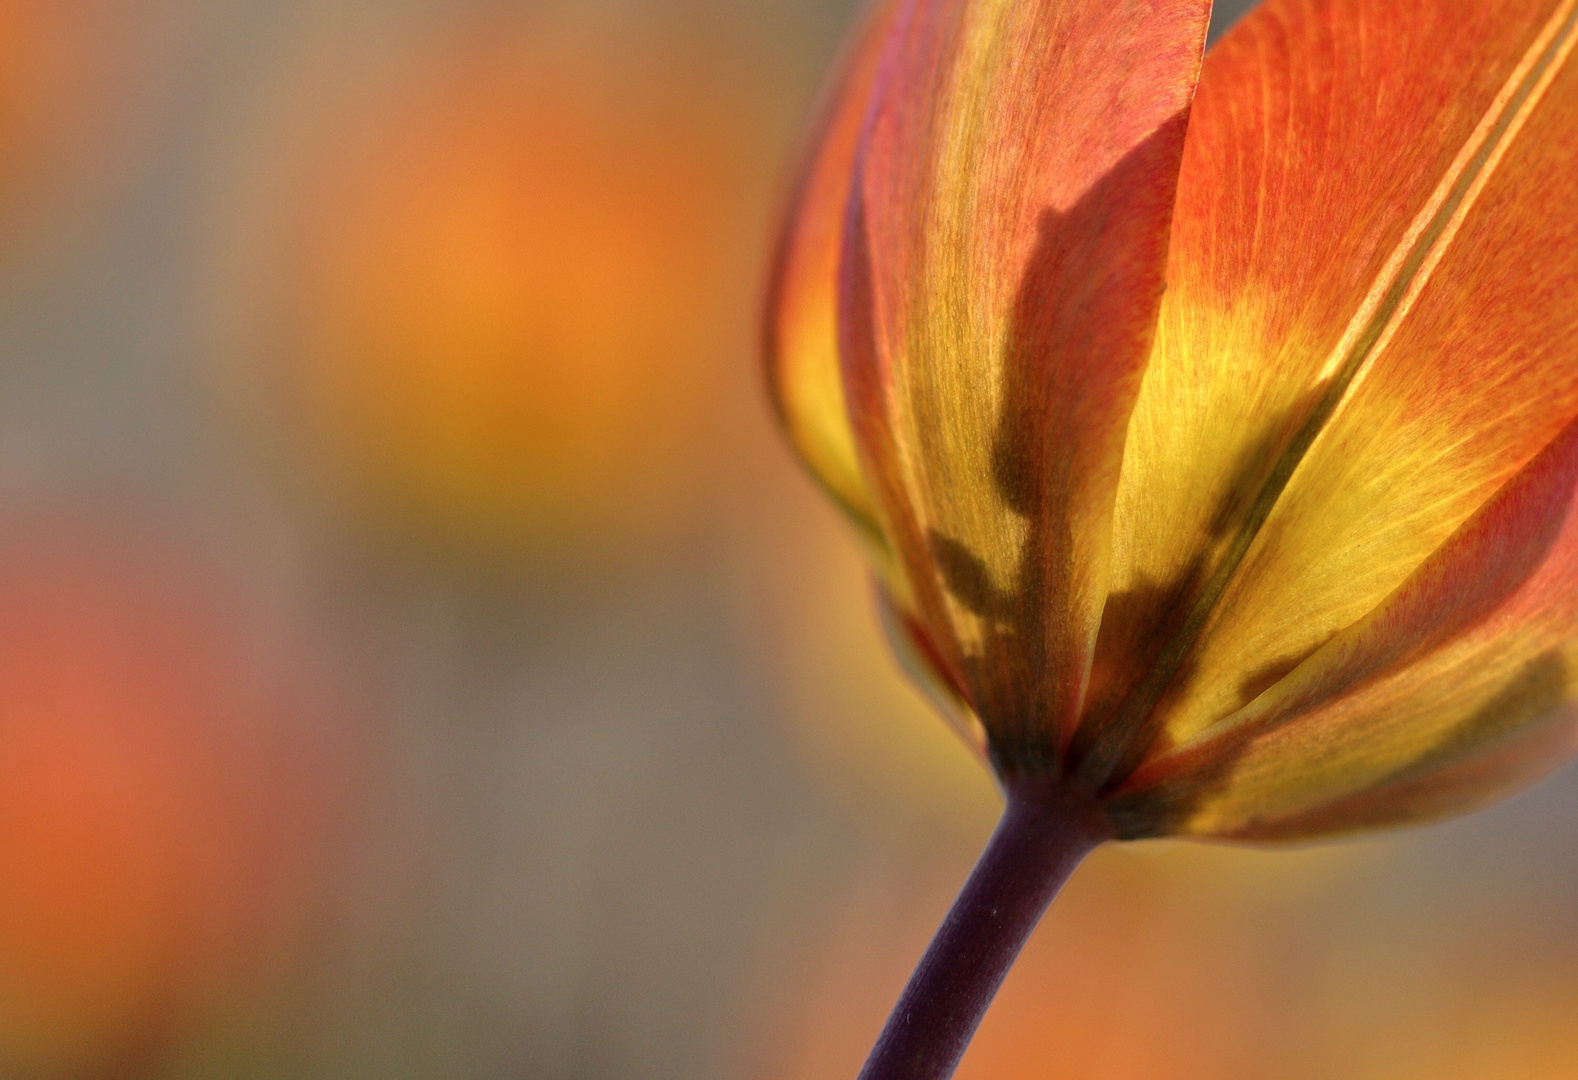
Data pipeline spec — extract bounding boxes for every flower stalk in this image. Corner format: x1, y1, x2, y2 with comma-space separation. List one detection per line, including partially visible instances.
858, 783, 1110, 1080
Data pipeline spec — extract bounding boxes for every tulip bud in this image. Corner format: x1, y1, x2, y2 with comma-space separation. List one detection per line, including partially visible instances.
768, 0, 1578, 844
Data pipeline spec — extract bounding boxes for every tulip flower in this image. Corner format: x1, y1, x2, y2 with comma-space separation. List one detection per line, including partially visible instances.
765, 0, 1578, 1075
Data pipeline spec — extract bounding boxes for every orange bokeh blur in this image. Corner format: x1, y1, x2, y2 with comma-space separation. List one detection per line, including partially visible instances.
739, 846, 1328, 1080
229, 22, 755, 559
0, 519, 348, 1078
743, 836, 1578, 1080
0, 0, 160, 250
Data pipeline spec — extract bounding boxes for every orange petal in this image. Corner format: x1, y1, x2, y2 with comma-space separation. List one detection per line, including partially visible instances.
1112, 416, 1578, 839
841, 0, 1209, 768
765, 0, 897, 551
1079, 0, 1578, 785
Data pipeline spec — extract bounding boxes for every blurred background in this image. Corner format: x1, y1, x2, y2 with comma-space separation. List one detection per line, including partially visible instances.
2, 1, 1577, 1078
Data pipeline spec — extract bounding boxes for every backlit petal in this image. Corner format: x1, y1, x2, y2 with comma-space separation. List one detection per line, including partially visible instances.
1112, 416, 1578, 839
1078, 0, 1578, 786
841, 0, 1209, 768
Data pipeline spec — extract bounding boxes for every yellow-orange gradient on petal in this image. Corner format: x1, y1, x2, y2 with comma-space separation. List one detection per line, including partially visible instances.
839, 0, 1210, 769
232, 23, 754, 560
1094, 0, 1578, 836
0, 518, 349, 1078
1088, 0, 1578, 790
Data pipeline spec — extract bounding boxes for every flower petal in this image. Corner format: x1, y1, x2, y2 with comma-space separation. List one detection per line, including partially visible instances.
1203, 708, 1578, 841
841, 0, 1209, 767
1079, 0, 1578, 784
765, 0, 898, 549
1112, 415, 1578, 839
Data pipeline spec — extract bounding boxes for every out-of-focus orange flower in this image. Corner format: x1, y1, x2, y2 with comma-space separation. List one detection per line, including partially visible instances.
230, 24, 754, 559
0, 519, 349, 1078
768, 0, 1578, 842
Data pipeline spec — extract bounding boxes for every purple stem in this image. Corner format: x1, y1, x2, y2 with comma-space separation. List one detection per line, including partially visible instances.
856, 782, 1110, 1080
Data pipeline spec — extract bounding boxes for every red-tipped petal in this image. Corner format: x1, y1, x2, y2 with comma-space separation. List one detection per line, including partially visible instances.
1086, 0, 1578, 781
841, 0, 1210, 766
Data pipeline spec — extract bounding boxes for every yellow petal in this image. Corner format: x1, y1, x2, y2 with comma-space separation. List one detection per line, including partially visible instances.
842, 0, 1209, 769
1077, 0, 1578, 786
1113, 416, 1578, 839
